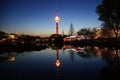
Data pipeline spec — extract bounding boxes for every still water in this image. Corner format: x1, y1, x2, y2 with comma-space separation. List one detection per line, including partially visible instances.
0, 45, 120, 80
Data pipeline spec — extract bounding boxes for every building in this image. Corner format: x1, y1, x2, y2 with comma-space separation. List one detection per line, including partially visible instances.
63, 35, 84, 42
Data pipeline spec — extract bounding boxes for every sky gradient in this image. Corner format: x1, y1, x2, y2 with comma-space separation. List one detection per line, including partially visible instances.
0, 0, 102, 37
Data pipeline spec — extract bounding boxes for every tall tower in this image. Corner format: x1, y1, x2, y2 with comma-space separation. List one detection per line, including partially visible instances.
54, 5, 60, 35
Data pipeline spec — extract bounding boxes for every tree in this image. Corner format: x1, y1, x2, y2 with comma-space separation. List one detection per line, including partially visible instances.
96, 0, 120, 42
77, 28, 92, 39
101, 22, 112, 37
68, 23, 75, 36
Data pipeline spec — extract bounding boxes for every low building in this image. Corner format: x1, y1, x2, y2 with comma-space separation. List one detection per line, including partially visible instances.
63, 35, 84, 42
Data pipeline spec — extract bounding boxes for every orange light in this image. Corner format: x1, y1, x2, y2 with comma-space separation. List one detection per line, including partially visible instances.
55, 60, 60, 67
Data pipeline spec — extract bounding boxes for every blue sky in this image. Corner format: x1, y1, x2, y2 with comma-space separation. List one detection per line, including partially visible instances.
0, 0, 102, 36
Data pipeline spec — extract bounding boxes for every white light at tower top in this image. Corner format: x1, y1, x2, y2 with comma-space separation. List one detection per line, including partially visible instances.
55, 16, 60, 22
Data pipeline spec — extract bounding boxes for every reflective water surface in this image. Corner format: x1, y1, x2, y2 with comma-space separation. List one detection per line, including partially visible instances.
0, 45, 120, 80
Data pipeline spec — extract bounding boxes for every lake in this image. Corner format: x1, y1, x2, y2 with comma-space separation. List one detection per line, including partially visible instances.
0, 45, 120, 80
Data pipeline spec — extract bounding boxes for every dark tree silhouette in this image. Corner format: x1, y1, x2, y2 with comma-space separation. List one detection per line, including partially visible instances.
96, 0, 120, 42
101, 23, 112, 37
77, 28, 92, 39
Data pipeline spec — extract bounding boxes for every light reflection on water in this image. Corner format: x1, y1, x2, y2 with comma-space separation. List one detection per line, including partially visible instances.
0, 46, 120, 80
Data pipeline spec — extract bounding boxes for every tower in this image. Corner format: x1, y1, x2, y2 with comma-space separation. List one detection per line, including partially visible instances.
54, 5, 60, 35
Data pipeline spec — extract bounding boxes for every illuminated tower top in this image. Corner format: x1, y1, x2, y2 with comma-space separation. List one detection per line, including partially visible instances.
55, 5, 60, 23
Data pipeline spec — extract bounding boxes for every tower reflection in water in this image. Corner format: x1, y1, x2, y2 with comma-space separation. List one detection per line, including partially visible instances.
55, 48, 61, 79
55, 49, 61, 69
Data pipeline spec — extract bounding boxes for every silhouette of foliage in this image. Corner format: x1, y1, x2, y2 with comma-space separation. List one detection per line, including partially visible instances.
77, 28, 93, 39
96, 0, 120, 41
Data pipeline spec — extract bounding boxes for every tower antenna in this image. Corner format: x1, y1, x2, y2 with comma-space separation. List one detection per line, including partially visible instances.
55, 0, 60, 34
56, 3, 58, 16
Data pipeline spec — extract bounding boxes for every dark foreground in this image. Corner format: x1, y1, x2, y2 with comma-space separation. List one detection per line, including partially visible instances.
0, 43, 120, 80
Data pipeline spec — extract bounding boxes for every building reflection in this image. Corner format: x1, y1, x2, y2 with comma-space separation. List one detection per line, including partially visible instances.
0, 52, 16, 62
8, 56, 16, 61
63, 45, 120, 61
63, 44, 85, 53
63, 44, 92, 61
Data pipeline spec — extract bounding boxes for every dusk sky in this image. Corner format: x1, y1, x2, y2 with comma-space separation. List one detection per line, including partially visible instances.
0, 0, 102, 37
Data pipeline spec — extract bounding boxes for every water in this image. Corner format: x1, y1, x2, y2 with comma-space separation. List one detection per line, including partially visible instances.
0, 46, 120, 80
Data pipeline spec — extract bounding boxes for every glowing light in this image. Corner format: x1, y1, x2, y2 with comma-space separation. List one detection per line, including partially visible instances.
9, 35, 15, 39
55, 59, 61, 67
55, 16, 60, 22
8, 56, 16, 61
2, 38, 6, 41
21, 41, 24, 44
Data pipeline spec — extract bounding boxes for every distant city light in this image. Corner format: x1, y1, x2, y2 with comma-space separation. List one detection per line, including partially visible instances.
9, 35, 15, 39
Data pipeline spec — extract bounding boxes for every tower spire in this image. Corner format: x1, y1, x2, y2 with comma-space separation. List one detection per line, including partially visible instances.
55, 1, 60, 35
56, 4, 58, 16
